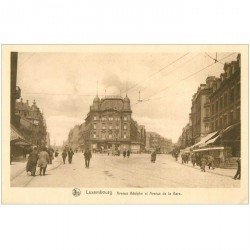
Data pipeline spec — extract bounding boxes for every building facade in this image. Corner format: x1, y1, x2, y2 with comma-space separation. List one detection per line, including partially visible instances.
83, 95, 146, 153
191, 77, 213, 143
209, 54, 241, 156
177, 123, 193, 149
15, 99, 47, 147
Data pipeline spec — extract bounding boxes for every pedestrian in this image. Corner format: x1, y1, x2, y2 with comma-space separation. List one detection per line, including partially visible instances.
186, 153, 190, 164
47, 147, 54, 164
200, 155, 206, 172
233, 157, 241, 180
68, 148, 74, 164
151, 150, 157, 163
26, 147, 39, 176
191, 153, 196, 166
123, 150, 126, 158
37, 147, 50, 176
84, 148, 92, 168
181, 153, 185, 164
175, 152, 179, 161
55, 149, 59, 158
127, 150, 131, 158
207, 155, 215, 170
62, 149, 67, 164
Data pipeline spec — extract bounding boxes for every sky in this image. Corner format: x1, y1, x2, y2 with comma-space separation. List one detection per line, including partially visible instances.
16, 51, 238, 145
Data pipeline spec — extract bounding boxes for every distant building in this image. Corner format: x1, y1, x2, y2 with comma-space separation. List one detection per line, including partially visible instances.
83, 95, 146, 153
146, 132, 173, 153
177, 122, 192, 149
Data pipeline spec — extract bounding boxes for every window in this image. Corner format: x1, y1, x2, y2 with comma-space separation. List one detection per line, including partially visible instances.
219, 97, 223, 110
123, 134, 127, 139
229, 111, 234, 124
205, 108, 209, 117
123, 124, 127, 130
108, 117, 113, 121
93, 133, 96, 139
94, 116, 97, 121
102, 133, 106, 139
215, 101, 218, 113
230, 88, 235, 103
93, 124, 97, 129
108, 134, 112, 139
211, 104, 214, 115
102, 117, 106, 121
116, 125, 119, 130
223, 115, 227, 127
224, 93, 228, 107
116, 117, 120, 121
123, 116, 127, 121
109, 125, 112, 130
102, 124, 106, 129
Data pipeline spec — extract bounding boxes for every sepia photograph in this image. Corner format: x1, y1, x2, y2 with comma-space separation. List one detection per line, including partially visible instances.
2, 44, 248, 204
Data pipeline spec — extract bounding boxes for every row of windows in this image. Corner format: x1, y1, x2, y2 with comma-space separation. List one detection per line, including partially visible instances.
211, 84, 240, 115
92, 134, 127, 139
93, 116, 128, 121
210, 108, 240, 131
93, 124, 127, 130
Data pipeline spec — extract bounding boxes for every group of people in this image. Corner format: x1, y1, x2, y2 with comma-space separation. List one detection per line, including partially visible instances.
123, 150, 131, 158
26, 146, 58, 176
61, 147, 92, 168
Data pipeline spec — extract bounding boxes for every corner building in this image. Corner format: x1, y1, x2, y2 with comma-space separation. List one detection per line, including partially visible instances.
84, 95, 146, 153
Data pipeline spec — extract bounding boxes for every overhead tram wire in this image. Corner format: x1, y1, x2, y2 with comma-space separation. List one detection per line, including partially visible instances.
124, 52, 190, 94
131, 52, 237, 107
139, 53, 199, 92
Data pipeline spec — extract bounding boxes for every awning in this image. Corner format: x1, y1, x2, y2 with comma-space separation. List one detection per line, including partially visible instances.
206, 135, 220, 145
14, 141, 32, 146
191, 131, 219, 148
193, 147, 224, 152
11, 125, 25, 141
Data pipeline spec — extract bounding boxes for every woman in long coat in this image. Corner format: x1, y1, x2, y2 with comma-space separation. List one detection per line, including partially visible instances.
26, 147, 39, 176
151, 150, 157, 163
38, 148, 50, 176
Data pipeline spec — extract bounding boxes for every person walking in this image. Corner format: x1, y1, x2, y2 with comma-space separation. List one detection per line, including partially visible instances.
127, 150, 131, 158
84, 148, 92, 168
151, 150, 157, 163
62, 149, 67, 164
37, 147, 50, 176
207, 155, 215, 170
68, 148, 74, 164
233, 157, 241, 180
200, 155, 207, 172
123, 150, 126, 158
191, 153, 196, 166
26, 147, 39, 176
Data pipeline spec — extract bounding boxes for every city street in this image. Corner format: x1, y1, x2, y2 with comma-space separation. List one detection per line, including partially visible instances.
11, 153, 240, 188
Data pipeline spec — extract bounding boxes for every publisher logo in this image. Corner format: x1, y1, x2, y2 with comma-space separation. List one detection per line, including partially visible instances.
72, 188, 81, 197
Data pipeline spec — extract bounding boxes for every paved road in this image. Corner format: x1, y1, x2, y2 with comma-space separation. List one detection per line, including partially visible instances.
11, 153, 240, 188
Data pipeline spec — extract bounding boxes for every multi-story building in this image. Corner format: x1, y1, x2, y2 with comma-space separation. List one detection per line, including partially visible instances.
177, 123, 193, 149
15, 99, 47, 147
83, 95, 146, 153
209, 54, 241, 156
191, 76, 213, 143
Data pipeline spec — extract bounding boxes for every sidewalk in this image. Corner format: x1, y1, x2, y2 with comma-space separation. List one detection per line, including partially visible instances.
11, 158, 62, 181
175, 159, 237, 178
